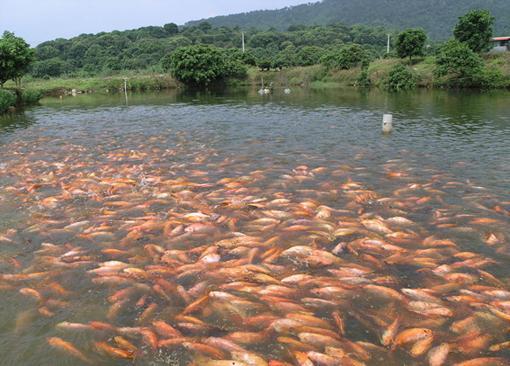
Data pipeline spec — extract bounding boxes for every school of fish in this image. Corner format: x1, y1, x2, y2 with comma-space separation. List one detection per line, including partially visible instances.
0, 129, 509, 366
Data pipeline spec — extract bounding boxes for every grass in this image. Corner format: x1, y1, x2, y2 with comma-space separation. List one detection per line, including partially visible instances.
5, 73, 178, 96
485, 52, 510, 87
249, 53, 510, 90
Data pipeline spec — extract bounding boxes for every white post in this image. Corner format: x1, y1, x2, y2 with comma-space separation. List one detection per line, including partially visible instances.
382, 114, 393, 133
124, 78, 128, 106
387, 34, 391, 54
242, 32, 245, 53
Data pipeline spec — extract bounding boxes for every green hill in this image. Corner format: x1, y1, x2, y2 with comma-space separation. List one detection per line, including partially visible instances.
187, 0, 510, 39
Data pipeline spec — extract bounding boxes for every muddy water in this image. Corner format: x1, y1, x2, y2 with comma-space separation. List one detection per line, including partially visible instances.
0, 88, 509, 366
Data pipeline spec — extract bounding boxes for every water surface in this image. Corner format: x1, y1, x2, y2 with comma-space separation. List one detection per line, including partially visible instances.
0, 88, 509, 366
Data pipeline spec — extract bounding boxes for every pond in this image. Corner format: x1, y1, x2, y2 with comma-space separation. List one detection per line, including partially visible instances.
0, 87, 509, 366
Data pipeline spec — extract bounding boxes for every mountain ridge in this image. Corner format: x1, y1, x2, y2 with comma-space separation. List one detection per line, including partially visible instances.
186, 0, 510, 39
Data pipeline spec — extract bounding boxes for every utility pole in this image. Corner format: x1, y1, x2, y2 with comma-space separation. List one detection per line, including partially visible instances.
387, 34, 391, 54
242, 32, 245, 53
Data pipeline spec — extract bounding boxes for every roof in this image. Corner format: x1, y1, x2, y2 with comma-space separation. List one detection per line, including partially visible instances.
491, 37, 510, 41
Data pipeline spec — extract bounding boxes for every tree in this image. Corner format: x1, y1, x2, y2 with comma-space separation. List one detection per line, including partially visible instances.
163, 23, 179, 35
31, 58, 70, 78
296, 46, 324, 66
395, 29, 427, 61
435, 39, 484, 87
454, 9, 494, 53
321, 44, 368, 70
167, 45, 246, 86
0, 31, 35, 87
273, 45, 297, 69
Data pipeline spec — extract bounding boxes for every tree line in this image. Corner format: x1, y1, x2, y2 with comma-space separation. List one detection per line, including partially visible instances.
29, 22, 391, 78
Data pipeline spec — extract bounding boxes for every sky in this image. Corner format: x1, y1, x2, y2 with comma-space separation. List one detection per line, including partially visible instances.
0, 0, 308, 46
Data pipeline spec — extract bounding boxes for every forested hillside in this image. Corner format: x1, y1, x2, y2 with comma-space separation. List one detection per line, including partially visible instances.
31, 23, 389, 77
187, 0, 510, 40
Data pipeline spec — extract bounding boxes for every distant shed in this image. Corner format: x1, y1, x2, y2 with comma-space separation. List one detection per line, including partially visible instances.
490, 36, 510, 53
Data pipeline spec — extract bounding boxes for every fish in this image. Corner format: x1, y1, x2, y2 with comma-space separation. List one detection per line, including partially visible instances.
94, 341, 134, 359
2, 130, 510, 366
47, 337, 92, 364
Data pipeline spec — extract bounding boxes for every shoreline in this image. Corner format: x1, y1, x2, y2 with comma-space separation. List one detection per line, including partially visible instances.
4, 55, 510, 99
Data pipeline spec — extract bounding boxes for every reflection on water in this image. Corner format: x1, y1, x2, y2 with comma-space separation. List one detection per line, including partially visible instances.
0, 87, 509, 366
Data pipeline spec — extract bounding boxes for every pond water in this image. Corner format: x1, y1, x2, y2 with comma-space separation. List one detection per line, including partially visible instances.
0, 87, 509, 366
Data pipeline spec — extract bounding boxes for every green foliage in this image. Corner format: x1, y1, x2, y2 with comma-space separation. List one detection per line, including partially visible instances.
356, 68, 371, 88
321, 44, 368, 70
396, 29, 427, 60
454, 9, 494, 53
385, 64, 417, 91
20, 89, 43, 105
296, 46, 325, 66
186, 0, 510, 40
167, 45, 246, 86
0, 89, 16, 113
257, 57, 273, 71
273, 45, 298, 69
163, 23, 179, 35
0, 31, 35, 86
31, 58, 71, 78
31, 22, 390, 77
435, 39, 486, 87
240, 51, 257, 66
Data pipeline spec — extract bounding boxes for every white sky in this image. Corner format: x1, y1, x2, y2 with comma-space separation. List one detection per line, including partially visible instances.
0, 0, 308, 46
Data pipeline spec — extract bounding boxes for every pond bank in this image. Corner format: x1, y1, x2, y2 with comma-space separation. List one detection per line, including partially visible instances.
243, 55, 510, 89
6, 74, 179, 97
4, 53, 510, 102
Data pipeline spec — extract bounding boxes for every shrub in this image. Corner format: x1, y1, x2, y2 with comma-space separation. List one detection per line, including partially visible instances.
434, 39, 485, 88
31, 58, 70, 78
166, 45, 246, 86
321, 44, 368, 70
20, 89, 43, 105
356, 68, 371, 88
385, 64, 417, 91
0, 89, 16, 113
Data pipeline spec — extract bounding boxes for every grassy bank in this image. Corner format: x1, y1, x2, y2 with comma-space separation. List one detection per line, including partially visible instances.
4, 54, 510, 104
5, 73, 178, 97
246, 54, 510, 90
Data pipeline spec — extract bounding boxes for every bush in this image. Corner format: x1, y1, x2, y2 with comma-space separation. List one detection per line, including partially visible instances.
356, 68, 371, 88
31, 58, 70, 78
166, 45, 246, 86
478, 67, 506, 89
0, 89, 16, 113
20, 89, 43, 105
385, 64, 417, 91
321, 44, 368, 70
435, 39, 486, 88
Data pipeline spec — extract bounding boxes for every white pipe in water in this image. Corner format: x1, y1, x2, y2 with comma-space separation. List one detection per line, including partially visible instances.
382, 114, 393, 133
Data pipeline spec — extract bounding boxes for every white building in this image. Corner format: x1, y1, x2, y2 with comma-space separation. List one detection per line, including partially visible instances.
489, 36, 510, 53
